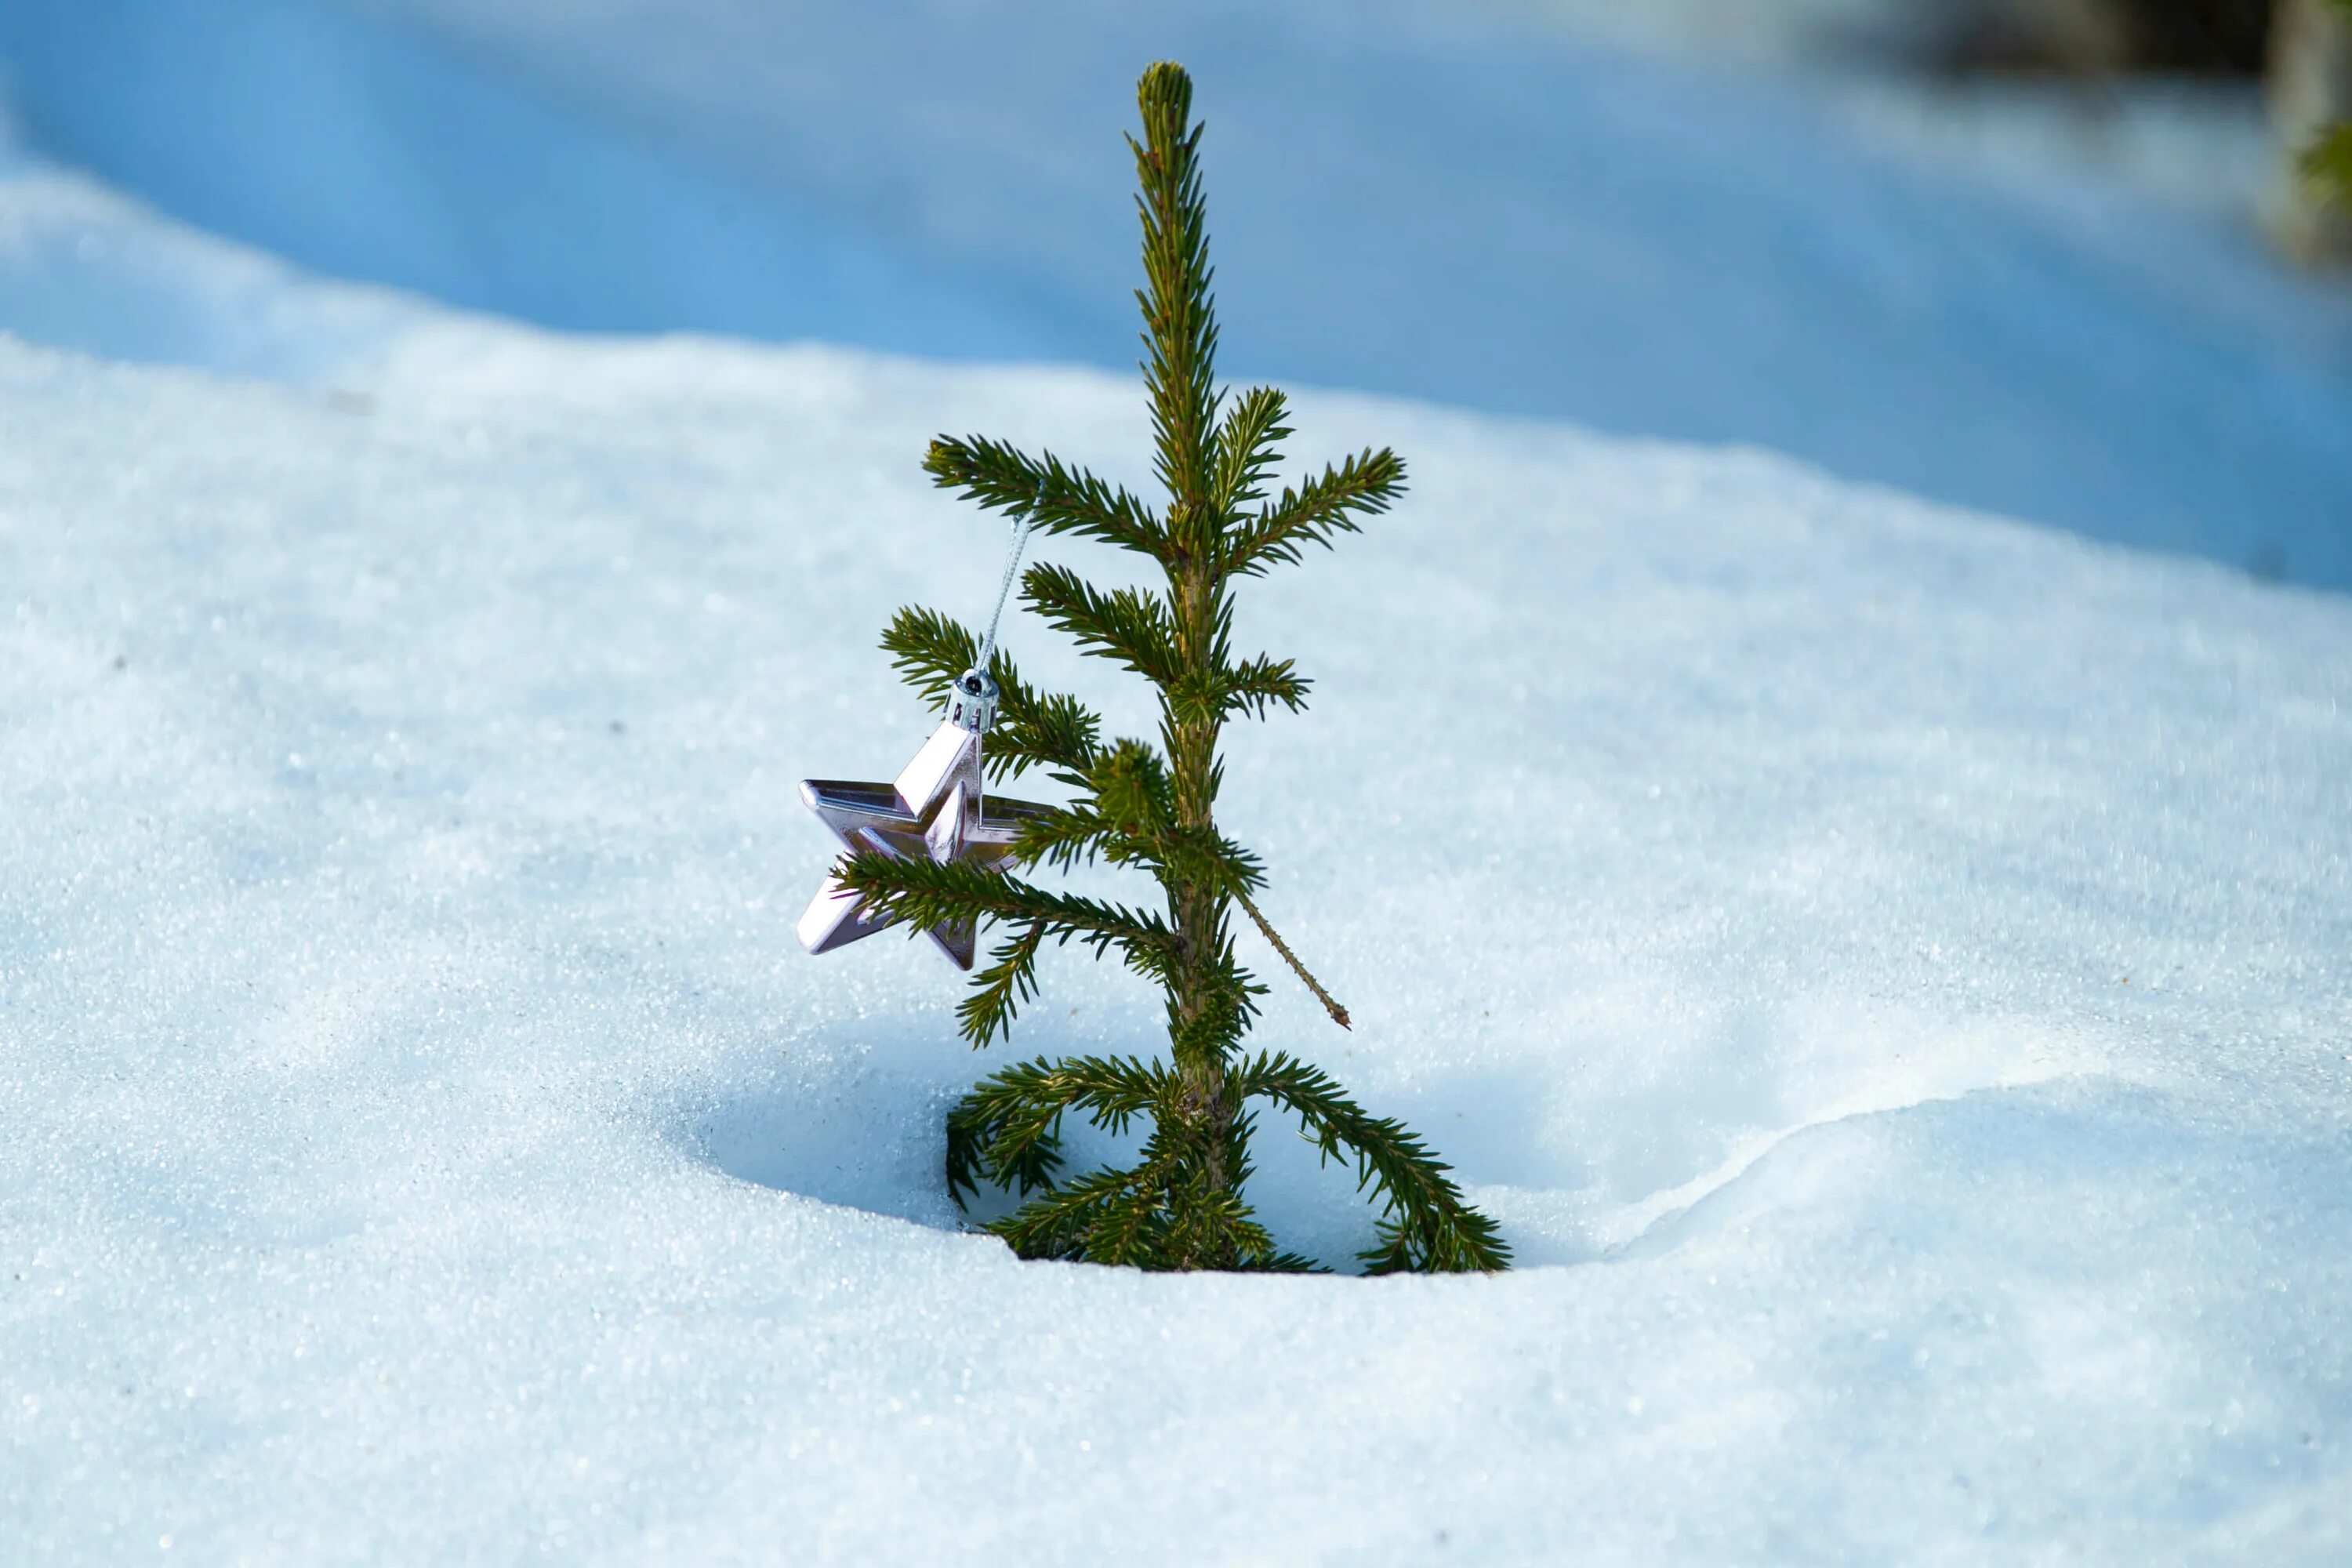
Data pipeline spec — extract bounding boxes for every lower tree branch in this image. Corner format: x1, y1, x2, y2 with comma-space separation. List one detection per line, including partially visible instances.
1233, 887, 1349, 1029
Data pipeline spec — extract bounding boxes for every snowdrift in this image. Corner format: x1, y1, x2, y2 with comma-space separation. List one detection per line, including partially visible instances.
2, 310, 2347, 1559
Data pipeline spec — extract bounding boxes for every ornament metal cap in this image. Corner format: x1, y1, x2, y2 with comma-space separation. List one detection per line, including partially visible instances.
946, 668, 998, 734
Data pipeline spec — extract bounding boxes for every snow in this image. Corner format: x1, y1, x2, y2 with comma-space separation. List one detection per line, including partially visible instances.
5, 0, 2352, 587
4, 298, 2350, 1559
1, 5, 2350, 1562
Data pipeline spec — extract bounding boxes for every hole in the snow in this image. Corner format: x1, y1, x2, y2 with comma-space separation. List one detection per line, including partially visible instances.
684, 1000, 2075, 1275
684, 1026, 1509, 1272
693, 1028, 971, 1234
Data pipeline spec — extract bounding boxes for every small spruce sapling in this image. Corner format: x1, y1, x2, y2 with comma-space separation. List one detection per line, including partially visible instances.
835, 62, 1508, 1274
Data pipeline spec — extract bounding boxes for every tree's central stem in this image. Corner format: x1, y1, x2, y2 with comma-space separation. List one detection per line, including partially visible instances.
1167, 538, 1236, 1258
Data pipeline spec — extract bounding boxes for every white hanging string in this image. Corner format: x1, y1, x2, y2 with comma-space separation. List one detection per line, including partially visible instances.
973, 477, 1048, 677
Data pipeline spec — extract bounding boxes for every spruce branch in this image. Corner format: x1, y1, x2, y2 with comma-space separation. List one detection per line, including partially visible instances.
1164, 948, 1264, 1066
1131, 62, 1221, 536
1145, 824, 1261, 904
1240, 1053, 1510, 1274
1211, 386, 1292, 517
1207, 833, 1267, 894
1225, 448, 1406, 577
987, 1163, 1175, 1264
1232, 888, 1348, 1030
1010, 804, 1117, 873
1085, 1152, 1174, 1265
881, 607, 1100, 779
924, 437, 1168, 559
974, 1054, 1165, 1152
1214, 654, 1312, 720
1155, 1185, 1283, 1272
832, 854, 1173, 972
1021, 564, 1184, 688
946, 1054, 1166, 1203
946, 1097, 1061, 1203
1089, 739, 1177, 838
959, 920, 1047, 1048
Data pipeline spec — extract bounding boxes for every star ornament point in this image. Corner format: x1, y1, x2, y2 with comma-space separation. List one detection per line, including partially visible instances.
797, 717, 1051, 970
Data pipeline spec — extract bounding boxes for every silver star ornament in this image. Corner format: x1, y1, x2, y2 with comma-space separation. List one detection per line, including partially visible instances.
796, 672, 1053, 969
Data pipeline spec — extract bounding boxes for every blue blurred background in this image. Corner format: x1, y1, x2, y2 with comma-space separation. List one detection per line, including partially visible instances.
2, 0, 2347, 585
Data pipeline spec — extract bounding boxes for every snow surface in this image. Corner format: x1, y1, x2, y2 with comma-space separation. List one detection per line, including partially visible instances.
3, 218, 2351, 1559
4, 0, 2351, 587
2, 9, 2350, 1563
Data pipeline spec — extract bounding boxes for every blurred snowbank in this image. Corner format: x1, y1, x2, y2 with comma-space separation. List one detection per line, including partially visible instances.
1824, 73, 2278, 226
2, 0, 2348, 586
1475, 0, 1937, 65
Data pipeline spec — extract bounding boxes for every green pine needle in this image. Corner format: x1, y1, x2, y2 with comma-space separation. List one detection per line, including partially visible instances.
2306, 124, 2352, 209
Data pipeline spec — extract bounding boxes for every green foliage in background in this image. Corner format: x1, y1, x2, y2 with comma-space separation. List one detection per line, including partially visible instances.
2308, 0, 2352, 205
2309, 125, 2352, 201
834, 63, 1508, 1275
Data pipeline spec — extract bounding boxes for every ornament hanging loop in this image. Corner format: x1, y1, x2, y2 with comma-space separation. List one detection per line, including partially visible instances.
955, 477, 1048, 734
945, 668, 998, 734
